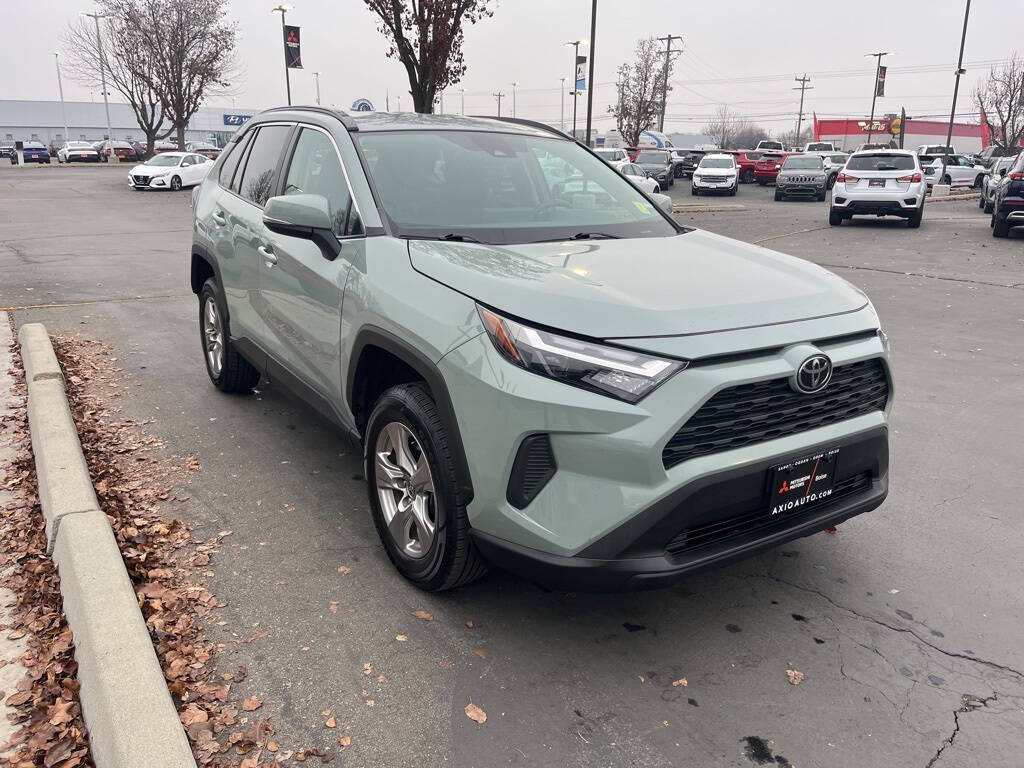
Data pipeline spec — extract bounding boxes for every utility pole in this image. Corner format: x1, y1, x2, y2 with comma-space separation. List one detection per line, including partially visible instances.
560, 77, 566, 132
584, 0, 597, 146
312, 71, 321, 105
83, 11, 115, 158
793, 74, 813, 145
272, 4, 293, 106
864, 51, 891, 142
493, 91, 504, 117
941, 0, 971, 184
511, 82, 518, 118
54, 52, 68, 144
655, 34, 682, 132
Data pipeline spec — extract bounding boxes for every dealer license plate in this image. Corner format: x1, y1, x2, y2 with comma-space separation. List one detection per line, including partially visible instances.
768, 448, 839, 517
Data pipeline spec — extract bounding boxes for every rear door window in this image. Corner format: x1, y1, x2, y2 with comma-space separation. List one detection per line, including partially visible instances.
237, 125, 292, 207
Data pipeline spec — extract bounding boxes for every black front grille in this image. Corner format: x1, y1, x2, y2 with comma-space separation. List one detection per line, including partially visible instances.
666, 471, 872, 556
506, 434, 557, 509
662, 358, 889, 469
132, 175, 149, 185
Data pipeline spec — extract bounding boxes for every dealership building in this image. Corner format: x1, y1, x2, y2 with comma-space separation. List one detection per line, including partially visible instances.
0, 99, 257, 147
812, 115, 985, 153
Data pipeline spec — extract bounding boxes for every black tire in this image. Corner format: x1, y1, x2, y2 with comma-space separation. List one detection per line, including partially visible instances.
742, 169, 755, 184
757, 179, 766, 186
774, 188, 783, 202
907, 206, 923, 228
829, 209, 843, 226
827, 174, 837, 190
992, 215, 1010, 238
942, 174, 951, 186
365, 383, 486, 591
817, 191, 827, 202
984, 200, 994, 214
691, 185, 698, 196
653, 184, 660, 193
979, 193, 986, 209
729, 186, 737, 196
198, 279, 260, 393
170, 175, 182, 191
973, 174, 984, 189
668, 177, 674, 187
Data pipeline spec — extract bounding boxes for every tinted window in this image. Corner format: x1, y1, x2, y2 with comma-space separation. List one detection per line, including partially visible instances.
699, 158, 734, 168
636, 151, 669, 163
219, 132, 251, 188
284, 128, 362, 237
783, 156, 822, 170
238, 125, 291, 207
806, 143, 831, 151
847, 154, 916, 171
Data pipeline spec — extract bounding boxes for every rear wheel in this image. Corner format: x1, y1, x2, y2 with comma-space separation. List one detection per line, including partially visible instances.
365, 384, 486, 591
992, 214, 1010, 237
984, 200, 994, 214
907, 204, 923, 228
742, 169, 754, 184
979, 193, 986, 209
199, 279, 260, 393
829, 209, 843, 226
973, 174, 984, 189
942, 174, 952, 186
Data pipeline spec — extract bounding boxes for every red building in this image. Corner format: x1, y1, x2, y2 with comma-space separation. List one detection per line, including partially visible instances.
812, 115, 984, 154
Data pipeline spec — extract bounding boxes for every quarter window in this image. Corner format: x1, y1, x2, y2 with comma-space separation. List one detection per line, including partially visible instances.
219, 132, 251, 188
238, 125, 291, 207
283, 128, 363, 237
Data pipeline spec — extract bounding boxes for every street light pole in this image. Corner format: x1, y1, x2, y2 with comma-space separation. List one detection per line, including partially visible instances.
565, 40, 583, 139
54, 52, 69, 144
83, 12, 115, 158
272, 5, 293, 106
864, 51, 891, 143
312, 71, 321, 105
511, 82, 518, 118
584, 0, 597, 146
460, 88, 466, 116
560, 77, 566, 132
941, 0, 972, 184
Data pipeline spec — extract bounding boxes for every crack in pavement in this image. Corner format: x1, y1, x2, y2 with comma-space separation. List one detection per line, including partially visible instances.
924, 692, 999, 768
815, 262, 1023, 290
0, 293, 192, 312
760, 573, 1024, 681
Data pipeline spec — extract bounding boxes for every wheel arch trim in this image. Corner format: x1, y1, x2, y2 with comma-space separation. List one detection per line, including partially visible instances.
348, 326, 475, 504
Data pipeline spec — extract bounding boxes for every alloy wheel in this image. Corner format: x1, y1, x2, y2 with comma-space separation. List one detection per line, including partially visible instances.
202, 297, 224, 377
374, 422, 437, 559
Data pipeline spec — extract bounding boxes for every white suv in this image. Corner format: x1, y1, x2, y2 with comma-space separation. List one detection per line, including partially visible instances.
921, 154, 985, 190
691, 153, 738, 196
829, 149, 925, 228
594, 147, 630, 170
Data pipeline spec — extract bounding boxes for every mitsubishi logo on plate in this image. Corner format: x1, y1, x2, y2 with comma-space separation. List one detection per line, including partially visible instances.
795, 354, 833, 394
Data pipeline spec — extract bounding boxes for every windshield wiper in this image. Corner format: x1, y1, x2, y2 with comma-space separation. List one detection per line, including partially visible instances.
403, 233, 485, 243
567, 232, 620, 240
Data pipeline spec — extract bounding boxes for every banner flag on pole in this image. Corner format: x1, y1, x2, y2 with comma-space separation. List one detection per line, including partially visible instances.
284, 25, 302, 69
575, 55, 587, 91
875, 65, 886, 97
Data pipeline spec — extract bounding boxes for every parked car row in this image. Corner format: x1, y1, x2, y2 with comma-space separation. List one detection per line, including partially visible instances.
6, 138, 223, 166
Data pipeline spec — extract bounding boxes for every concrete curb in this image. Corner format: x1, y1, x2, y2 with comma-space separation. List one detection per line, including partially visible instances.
673, 203, 747, 213
926, 191, 981, 203
19, 324, 197, 768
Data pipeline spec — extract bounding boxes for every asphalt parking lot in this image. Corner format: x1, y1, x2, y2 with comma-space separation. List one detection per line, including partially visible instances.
2, 162, 1023, 767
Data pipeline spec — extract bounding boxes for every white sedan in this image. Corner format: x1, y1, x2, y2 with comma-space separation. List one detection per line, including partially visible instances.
618, 162, 662, 193
128, 152, 213, 191
922, 154, 985, 189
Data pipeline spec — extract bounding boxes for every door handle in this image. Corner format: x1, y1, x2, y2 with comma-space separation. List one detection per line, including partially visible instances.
212, 210, 226, 226
258, 244, 278, 267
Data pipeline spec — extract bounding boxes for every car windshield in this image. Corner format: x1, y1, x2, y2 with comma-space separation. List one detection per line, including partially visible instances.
699, 158, 733, 168
146, 155, 181, 167
635, 151, 669, 163
783, 157, 822, 170
828, 154, 848, 163
847, 154, 916, 171
356, 130, 677, 244
760, 142, 783, 150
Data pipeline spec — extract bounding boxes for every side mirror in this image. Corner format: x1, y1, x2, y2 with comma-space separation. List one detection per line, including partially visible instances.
650, 192, 673, 215
999, 167, 1007, 177
263, 194, 341, 260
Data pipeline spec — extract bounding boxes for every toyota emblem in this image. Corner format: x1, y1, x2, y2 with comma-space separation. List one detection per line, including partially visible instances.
794, 354, 833, 393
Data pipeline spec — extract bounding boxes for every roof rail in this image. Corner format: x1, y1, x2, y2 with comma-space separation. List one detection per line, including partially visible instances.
470, 115, 575, 142
259, 105, 359, 131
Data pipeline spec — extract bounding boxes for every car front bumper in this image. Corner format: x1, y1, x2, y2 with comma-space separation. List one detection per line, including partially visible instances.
692, 175, 737, 191
439, 319, 892, 589
777, 180, 826, 196
128, 174, 169, 189
831, 182, 925, 216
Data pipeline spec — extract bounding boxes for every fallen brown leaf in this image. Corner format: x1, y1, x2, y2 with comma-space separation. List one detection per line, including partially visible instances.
786, 664, 805, 686
465, 701, 487, 724
474, 648, 487, 660
242, 696, 263, 711
671, 678, 688, 687
325, 716, 336, 728
337, 565, 351, 575
329, 601, 339, 614
411, 610, 433, 621
338, 735, 351, 749
395, 634, 408, 642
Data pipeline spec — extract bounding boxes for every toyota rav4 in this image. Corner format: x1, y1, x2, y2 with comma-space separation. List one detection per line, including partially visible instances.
190, 108, 893, 591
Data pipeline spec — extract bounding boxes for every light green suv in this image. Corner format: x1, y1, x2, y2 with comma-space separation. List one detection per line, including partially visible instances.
190, 108, 893, 591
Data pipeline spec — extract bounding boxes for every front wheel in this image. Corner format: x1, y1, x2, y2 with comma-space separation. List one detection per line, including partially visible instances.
774, 188, 783, 202
691, 185, 698, 196
170, 175, 182, 191
973, 175, 984, 189
652, 184, 660, 194
365, 384, 486, 591
198, 279, 260, 393
979, 193, 986, 209
742, 169, 754, 184
817, 191, 827, 202
984, 200, 994, 214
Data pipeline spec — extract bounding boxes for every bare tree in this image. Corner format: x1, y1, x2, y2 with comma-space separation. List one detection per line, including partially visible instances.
975, 54, 1024, 153
702, 105, 750, 149
778, 126, 813, 149
61, 16, 170, 156
362, 0, 494, 114
609, 38, 669, 147
123, 0, 237, 149
733, 122, 770, 150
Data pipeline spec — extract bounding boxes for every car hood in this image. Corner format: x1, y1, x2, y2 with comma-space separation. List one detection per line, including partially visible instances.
637, 162, 669, 171
408, 229, 868, 340
778, 170, 824, 178
130, 164, 170, 175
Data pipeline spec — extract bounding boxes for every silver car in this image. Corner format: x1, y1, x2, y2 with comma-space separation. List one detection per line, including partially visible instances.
980, 155, 1018, 214
829, 149, 925, 228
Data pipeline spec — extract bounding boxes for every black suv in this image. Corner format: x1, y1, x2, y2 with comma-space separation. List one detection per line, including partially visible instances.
991, 152, 1024, 238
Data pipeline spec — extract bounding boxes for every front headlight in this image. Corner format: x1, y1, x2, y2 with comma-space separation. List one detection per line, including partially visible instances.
478, 306, 685, 403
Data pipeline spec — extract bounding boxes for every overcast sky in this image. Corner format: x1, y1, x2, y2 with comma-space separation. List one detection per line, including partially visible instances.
4, 0, 1021, 136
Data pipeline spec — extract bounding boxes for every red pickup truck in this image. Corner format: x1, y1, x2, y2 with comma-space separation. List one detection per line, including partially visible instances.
754, 153, 787, 185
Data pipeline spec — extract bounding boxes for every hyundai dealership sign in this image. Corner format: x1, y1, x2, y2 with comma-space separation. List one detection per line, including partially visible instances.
223, 114, 253, 126
351, 99, 374, 112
